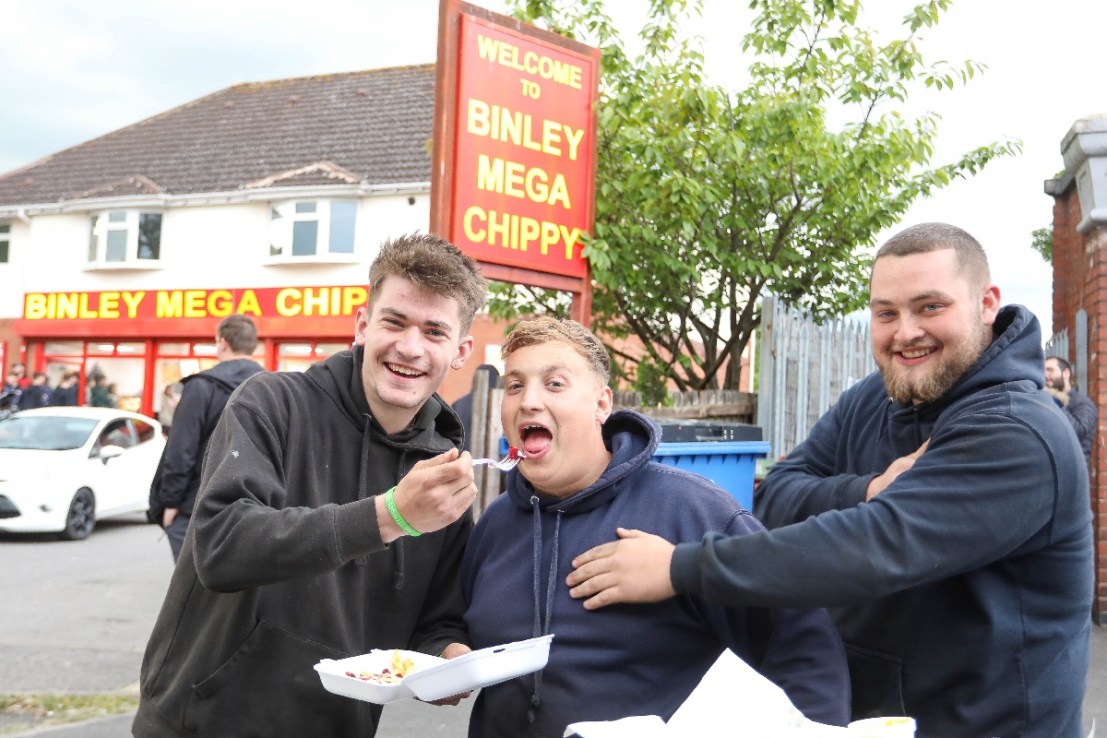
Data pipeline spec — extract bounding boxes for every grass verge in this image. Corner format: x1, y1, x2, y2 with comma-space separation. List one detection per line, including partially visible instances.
0, 693, 139, 736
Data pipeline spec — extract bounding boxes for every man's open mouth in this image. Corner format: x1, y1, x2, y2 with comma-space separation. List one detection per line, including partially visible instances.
520, 423, 553, 457
386, 362, 426, 378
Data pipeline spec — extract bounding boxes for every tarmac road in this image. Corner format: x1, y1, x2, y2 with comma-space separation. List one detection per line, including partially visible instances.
0, 514, 1103, 737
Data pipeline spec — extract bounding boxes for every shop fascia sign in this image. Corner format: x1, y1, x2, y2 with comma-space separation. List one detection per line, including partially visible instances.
23, 285, 369, 322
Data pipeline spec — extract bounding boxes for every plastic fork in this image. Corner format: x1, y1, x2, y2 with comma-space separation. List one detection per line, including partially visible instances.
472, 448, 525, 471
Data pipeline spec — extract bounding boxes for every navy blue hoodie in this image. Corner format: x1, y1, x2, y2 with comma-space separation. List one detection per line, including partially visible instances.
462, 410, 850, 738
673, 306, 1093, 737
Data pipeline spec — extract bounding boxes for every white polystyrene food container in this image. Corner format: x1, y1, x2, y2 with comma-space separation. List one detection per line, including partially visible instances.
314, 649, 445, 704
315, 634, 554, 705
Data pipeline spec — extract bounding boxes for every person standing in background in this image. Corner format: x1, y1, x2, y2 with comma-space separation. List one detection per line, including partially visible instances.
157, 382, 182, 437
147, 315, 265, 561
18, 372, 52, 410
50, 372, 79, 406
1045, 355, 1098, 465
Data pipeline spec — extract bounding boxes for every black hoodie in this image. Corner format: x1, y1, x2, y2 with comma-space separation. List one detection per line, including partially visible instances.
134, 348, 472, 737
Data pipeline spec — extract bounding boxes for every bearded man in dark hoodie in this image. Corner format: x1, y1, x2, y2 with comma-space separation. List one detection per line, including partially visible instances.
134, 233, 487, 737
567, 223, 1093, 738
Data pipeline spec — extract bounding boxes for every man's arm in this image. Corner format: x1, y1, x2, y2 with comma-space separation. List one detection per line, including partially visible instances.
1063, 391, 1098, 458
153, 379, 211, 514
191, 382, 477, 592
571, 413, 1067, 610
753, 392, 875, 528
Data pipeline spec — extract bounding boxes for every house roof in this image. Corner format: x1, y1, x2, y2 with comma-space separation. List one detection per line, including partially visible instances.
0, 64, 436, 207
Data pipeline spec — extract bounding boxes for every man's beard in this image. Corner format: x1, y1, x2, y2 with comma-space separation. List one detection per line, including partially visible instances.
879, 327, 989, 406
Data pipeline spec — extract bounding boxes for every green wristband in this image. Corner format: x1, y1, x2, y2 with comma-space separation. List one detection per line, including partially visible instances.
384, 486, 421, 537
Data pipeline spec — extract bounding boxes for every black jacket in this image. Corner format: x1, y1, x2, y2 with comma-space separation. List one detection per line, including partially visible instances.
147, 358, 264, 521
134, 347, 472, 737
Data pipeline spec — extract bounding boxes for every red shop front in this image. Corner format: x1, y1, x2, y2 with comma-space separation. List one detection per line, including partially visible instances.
14, 285, 368, 419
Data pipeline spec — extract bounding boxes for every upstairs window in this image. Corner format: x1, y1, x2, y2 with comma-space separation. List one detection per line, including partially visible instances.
88, 211, 162, 266
269, 200, 357, 259
0, 223, 9, 263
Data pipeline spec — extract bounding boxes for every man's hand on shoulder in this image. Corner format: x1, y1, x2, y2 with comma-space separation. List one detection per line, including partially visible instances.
866, 439, 929, 501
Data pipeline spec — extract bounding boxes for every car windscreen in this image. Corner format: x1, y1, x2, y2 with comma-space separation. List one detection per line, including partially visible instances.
0, 416, 99, 450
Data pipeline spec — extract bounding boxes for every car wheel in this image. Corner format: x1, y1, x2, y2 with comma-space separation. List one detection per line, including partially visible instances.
60, 489, 96, 540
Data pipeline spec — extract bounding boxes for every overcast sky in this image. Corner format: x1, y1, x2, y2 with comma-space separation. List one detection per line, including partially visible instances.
4, 0, 1105, 336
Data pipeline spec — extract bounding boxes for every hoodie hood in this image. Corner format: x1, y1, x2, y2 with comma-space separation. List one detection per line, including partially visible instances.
182, 357, 264, 393
305, 345, 464, 451
503, 410, 660, 514
304, 346, 464, 587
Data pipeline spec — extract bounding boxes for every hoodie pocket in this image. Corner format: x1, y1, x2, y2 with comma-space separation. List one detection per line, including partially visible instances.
845, 643, 907, 720
186, 620, 359, 736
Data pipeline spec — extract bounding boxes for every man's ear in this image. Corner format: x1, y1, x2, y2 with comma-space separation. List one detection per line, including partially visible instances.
980, 283, 1001, 326
453, 335, 475, 370
596, 385, 613, 425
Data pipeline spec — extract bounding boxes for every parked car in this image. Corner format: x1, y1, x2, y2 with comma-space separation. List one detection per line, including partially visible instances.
0, 407, 164, 540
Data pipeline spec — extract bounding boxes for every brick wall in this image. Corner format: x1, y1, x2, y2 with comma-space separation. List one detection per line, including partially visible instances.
1051, 186, 1106, 623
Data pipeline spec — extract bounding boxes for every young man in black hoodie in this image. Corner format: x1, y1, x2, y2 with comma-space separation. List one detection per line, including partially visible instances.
148, 313, 265, 561
134, 233, 487, 737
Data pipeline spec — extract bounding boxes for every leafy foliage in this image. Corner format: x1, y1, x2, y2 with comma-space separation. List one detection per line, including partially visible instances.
498, 0, 1019, 389
1030, 226, 1053, 263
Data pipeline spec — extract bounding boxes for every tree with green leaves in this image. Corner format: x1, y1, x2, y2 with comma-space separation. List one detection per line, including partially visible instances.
494, 0, 1019, 391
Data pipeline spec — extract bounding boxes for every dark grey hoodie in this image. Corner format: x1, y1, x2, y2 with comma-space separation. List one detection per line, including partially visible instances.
134, 347, 472, 737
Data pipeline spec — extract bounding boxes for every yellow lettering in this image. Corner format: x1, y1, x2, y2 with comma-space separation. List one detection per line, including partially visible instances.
276, 288, 301, 317
208, 290, 233, 317
466, 98, 490, 137
100, 292, 120, 319
25, 294, 47, 320
237, 289, 262, 316
184, 290, 206, 319
564, 126, 585, 161
474, 34, 583, 90
79, 294, 96, 319
58, 293, 79, 320
120, 291, 144, 319
157, 291, 183, 318
303, 288, 328, 317
343, 286, 368, 315
559, 225, 582, 260
464, 206, 486, 242
461, 206, 586, 261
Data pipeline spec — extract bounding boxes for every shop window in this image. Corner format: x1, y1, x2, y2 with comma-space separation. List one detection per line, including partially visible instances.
88, 211, 163, 268
0, 223, 9, 263
268, 200, 357, 260
276, 341, 347, 372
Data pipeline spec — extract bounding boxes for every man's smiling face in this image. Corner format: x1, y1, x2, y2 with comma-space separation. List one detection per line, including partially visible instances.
354, 275, 472, 433
869, 248, 999, 406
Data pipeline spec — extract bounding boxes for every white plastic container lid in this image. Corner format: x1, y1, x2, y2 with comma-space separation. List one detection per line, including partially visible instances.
314, 634, 554, 705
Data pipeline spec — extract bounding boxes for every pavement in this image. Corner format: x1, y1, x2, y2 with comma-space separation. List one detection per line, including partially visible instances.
3, 624, 1104, 737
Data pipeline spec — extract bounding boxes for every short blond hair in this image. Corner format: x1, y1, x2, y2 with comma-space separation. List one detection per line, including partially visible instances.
502, 317, 610, 384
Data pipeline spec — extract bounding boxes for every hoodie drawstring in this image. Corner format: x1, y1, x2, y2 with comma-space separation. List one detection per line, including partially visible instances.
355, 413, 406, 589
529, 495, 561, 724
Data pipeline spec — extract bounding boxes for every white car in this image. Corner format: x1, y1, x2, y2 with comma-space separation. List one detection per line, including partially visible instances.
0, 407, 165, 540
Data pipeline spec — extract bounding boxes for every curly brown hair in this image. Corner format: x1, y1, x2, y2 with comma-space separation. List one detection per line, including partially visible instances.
368, 233, 488, 332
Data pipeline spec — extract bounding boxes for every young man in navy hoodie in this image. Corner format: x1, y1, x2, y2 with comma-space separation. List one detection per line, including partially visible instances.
567, 223, 1094, 738
461, 316, 849, 737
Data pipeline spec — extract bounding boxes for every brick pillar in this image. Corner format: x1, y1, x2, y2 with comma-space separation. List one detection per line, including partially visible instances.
1046, 115, 1107, 623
